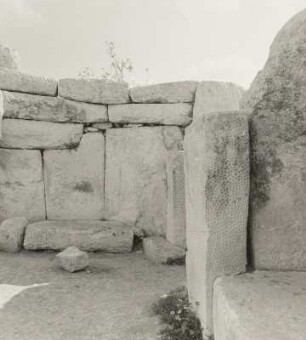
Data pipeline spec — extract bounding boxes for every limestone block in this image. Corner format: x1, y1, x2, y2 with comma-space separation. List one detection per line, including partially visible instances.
24, 220, 134, 252
193, 81, 244, 118
0, 45, 19, 69
58, 78, 129, 104
44, 133, 105, 220
130, 81, 198, 103
0, 90, 3, 139
56, 246, 89, 272
108, 103, 192, 126
0, 217, 28, 252
184, 111, 249, 335
213, 271, 306, 340
105, 126, 183, 236
0, 68, 57, 96
166, 151, 186, 248
143, 237, 186, 264
2, 91, 108, 123
0, 149, 45, 222
0, 119, 83, 149
241, 10, 306, 271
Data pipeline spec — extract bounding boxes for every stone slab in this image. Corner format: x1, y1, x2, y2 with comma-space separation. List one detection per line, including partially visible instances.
0, 45, 19, 69
240, 10, 306, 271
92, 122, 113, 130
44, 133, 105, 220
108, 103, 192, 126
24, 220, 134, 253
166, 150, 186, 248
58, 78, 129, 104
0, 67, 57, 96
0, 149, 45, 222
0, 217, 28, 252
0, 119, 83, 149
56, 246, 89, 272
2, 91, 108, 123
184, 111, 249, 335
193, 81, 244, 118
130, 81, 198, 103
213, 271, 306, 340
143, 237, 186, 264
105, 126, 183, 236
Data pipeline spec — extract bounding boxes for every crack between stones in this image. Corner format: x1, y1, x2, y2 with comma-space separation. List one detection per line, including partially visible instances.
40, 150, 48, 220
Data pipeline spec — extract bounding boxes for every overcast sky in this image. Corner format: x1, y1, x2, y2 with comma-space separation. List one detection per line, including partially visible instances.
0, 0, 305, 88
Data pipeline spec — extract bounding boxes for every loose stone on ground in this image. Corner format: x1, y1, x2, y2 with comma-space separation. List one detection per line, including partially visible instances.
56, 246, 89, 273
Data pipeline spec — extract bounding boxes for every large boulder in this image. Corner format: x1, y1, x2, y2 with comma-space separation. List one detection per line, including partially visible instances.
241, 10, 306, 271
0, 217, 28, 252
0, 44, 19, 69
0, 149, 45, 222
44, 133, 105, 220
105, 126, 183, 236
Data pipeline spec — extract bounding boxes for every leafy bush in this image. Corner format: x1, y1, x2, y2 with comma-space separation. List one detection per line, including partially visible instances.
152, 286, 203, 340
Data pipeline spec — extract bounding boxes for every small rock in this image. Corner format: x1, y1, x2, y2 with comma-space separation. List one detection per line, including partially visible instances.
0, 217, 28, 252
85, 126, 99, 132
143, 237, 186, 265
92, 122, 113, 130
56, 246, 89, 272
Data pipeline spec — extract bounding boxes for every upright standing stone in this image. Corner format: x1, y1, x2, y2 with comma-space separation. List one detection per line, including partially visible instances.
0, 149, 45, 222
184, 112, 249, 335
105, 127, 183, 236
0, 44, 19, 69
241, 9, 306, 271
166, 151, 186, 248
0, 217, 28, 252
44, 133, 105, 220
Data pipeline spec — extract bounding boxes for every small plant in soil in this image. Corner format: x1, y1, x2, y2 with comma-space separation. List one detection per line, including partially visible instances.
152, 286, 203, 340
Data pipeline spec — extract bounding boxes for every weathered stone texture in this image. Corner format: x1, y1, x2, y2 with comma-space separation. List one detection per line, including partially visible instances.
193, 81, 244, 118
130, 81, 198, 103
166, 151, 186, 248
143, 237, 186, 264
56, 246, 89, 272
24, 220, 134, 253
0, 68, 57, 96
0, 45, 19, 69
0, 90, 3, 139
44, 133, 105, 220
0, 217, 28, 252
0, 149, 45, 222
92, 122, 113, 130
241, 9, 306, 271
58, 78, 129, 104
184, 112, 249, 335
2, 91, 108, 123
105, 126, 183, 236
213, 271, 306, 340
0, 119, 83, 149
108, 103, 192, 126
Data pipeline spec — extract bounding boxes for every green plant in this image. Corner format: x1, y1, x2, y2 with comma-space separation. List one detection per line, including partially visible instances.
152, 286, 203, 340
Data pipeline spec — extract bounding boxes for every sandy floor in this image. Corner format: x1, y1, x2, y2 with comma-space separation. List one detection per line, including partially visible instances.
0, 251, 186, 340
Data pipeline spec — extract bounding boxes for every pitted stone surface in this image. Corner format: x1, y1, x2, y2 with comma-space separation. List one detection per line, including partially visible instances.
193, 81, 244, 118
184, 111, 249, 335
56, 246, 89, 272
105, 126, 183, 236
166, 151, 186, 248
240, 10, 306, 271
24, 220, 134, 253
0, 119, 83, 149
44, 133, 105, 220
130, 81, 198, 103
0, 217, 28, 252
58, 78, 129, 104
108, 103, 192, 126
214, 271, 306, 340
143, 237, 186, 264
0, 45, 19, 69
0, 68, 57, 96
0, 149, 45, 222
2, 91, 108, 123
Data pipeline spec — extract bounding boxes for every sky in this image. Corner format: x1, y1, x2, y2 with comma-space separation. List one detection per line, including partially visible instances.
0, 0, 305, 89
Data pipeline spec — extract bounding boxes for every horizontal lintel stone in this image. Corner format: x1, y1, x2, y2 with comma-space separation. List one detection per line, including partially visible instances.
2, 91, 108, 123
0, 67, 57, 96
108, 103, 193, 126
0, 119, 83, 150
129, 81, 198, 103
58, 78, 130, 104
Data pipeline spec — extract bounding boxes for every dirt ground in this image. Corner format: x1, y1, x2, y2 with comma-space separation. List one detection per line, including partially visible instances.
0, 250, 186, 340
